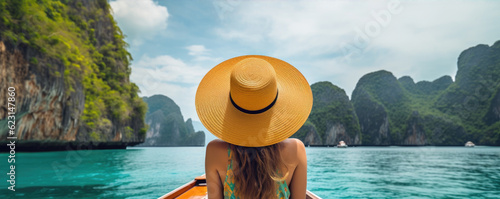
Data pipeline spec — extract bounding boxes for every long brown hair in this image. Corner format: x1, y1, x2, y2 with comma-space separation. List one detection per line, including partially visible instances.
230, 142, 289, 199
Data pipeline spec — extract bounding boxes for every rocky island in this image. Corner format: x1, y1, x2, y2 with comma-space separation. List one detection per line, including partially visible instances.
292, 81, 361, 146
294, 40, 500, 146
0, 0, 147, 151
138, 95, 204, 147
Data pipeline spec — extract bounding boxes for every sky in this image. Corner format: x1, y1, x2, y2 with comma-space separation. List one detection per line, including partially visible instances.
109, 0, 500, 123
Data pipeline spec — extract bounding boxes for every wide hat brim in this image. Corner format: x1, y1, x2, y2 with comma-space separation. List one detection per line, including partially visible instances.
195, 55, 313, 147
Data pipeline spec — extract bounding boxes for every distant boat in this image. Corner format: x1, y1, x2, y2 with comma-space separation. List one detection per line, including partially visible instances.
159, 174, 322, 199
465, 141, 475, 147
337, 141, 348, 148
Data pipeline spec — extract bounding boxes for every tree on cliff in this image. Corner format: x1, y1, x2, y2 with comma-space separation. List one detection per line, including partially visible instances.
0, 0, 147, 148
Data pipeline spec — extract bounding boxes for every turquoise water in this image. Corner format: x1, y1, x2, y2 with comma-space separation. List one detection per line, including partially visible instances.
307, 147, 500, 198
1, 146, 499, 198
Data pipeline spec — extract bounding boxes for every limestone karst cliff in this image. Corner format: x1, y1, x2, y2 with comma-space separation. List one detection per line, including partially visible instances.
295, 40, 500, 146
0, 0, 147, 151
349, 41, 500, 145
138, 95, 204, 147
292, 81, 361, 146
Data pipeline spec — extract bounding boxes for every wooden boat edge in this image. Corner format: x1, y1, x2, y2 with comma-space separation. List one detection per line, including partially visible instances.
158, 177, 199, 199
306, 190, 321, 199
159, 174, 321, 199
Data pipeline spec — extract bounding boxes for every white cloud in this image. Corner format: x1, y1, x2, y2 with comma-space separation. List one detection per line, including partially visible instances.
130, 54, 212, 121
132, 55, 208, 85
186, 45, 209, 56
186, 45, 222, 62
122, 0, 500, 121
215, 1, 383, 57
214, 0, 500, 96
110, 0, 169, 46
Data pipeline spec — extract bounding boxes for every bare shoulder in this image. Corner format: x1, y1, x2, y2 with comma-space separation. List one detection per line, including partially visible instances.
207, 139, 228, 149
206, 139, 229, 155
279, 138, 306, 161
205, 139, 229, 171
280, 138, 306, 151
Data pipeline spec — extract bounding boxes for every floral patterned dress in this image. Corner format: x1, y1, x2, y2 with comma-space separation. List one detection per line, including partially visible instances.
223, 145, 290, 199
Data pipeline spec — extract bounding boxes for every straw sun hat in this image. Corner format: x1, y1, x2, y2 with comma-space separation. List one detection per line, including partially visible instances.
195, 55, 313, 147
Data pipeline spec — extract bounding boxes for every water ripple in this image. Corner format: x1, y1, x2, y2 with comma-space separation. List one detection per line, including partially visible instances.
306, 147, 500, 198
1, 146, 498, 198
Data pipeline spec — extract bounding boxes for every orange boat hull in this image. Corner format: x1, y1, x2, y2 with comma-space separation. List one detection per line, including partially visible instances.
159, 174, 321, 199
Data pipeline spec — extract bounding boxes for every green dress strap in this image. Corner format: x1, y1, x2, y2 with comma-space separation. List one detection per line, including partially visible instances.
223, 145, 290, 199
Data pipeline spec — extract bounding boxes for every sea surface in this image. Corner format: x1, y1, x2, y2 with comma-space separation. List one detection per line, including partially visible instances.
1, 146, 499, 198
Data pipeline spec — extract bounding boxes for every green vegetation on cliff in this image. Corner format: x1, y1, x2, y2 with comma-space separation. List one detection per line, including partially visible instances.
352, 70, 468, 145
436, 41, 500, 145
351, 40, 500, 145
293, 81, 361, 145
140, 95, 205, 146
353, 70, 412, 144
0, 0, 147, 142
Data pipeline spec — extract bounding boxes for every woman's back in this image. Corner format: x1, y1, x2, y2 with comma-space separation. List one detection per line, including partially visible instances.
197, 55, 312, 199
205, 138, 307, 199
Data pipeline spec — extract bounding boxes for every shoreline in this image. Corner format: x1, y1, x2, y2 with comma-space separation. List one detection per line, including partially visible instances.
0, 141, 142, 152
2, 142, 497, 152
306, 145, 495, 147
